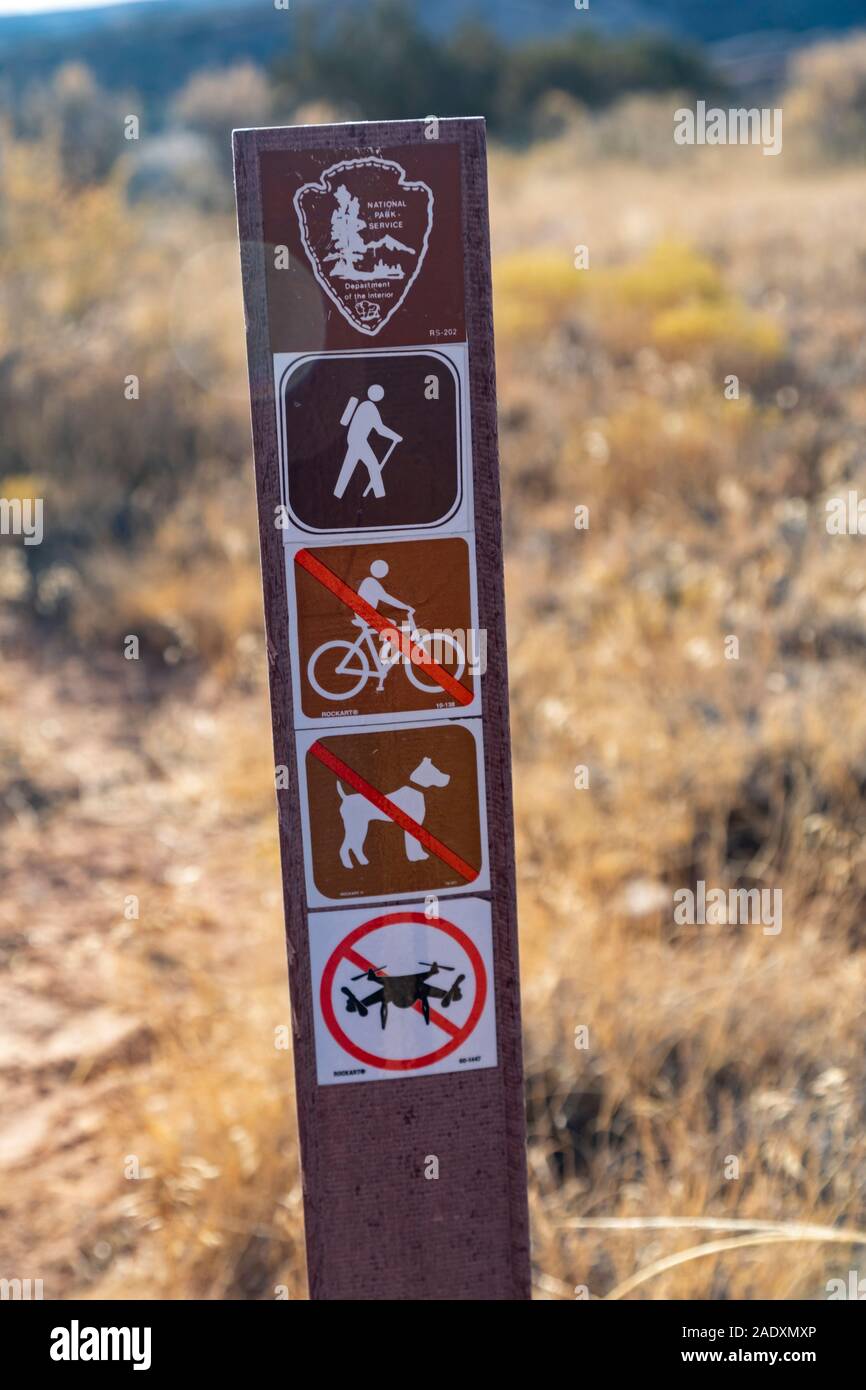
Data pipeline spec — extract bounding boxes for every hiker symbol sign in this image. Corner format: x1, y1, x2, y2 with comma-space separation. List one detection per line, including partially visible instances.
274, 345, 471, 540
309, 899, 497, 1085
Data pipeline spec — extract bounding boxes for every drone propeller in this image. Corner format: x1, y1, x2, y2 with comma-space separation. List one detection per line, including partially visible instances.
419, 961, 455, 970
351, 966, 385, 980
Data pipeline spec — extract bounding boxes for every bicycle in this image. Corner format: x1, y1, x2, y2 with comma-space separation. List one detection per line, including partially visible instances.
307, 610, 466, 701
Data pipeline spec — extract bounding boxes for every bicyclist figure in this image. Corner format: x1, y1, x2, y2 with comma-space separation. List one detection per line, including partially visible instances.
306, 561, 466, 705
357, 559, 415, 688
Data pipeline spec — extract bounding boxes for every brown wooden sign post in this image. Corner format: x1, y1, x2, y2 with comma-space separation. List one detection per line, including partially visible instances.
233, 118, 530, 1300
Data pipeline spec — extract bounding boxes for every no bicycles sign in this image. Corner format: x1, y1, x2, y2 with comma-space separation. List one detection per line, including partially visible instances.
286, 534, 481, 726
234, 118, 529, 1301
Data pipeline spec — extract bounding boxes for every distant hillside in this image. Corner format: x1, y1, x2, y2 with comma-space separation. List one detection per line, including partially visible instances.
652, 0, 866, 44
0, 0, 289, 105
0, 0, 863, 109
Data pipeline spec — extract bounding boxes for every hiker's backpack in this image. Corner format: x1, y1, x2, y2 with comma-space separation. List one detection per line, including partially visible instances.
340, 396, 360, 426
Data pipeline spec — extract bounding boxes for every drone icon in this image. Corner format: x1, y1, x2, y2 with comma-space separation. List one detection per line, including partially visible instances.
341, 961, 466, 1030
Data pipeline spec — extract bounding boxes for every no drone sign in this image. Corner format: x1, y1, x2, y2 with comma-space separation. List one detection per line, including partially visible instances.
234, 118, 529, 1301
310, 901, 497, 1085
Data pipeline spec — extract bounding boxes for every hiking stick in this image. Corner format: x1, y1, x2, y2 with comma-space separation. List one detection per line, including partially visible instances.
362, 437, 400, 497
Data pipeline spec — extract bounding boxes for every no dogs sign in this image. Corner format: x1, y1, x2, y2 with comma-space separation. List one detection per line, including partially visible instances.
235, 119, 529, 1300
296, 718, 489, 907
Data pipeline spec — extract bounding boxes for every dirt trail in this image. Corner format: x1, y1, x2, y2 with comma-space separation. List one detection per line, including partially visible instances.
0, 627, 289, 1297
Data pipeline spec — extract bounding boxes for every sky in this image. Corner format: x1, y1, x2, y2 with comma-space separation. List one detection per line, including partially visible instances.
0, 0, 142, 13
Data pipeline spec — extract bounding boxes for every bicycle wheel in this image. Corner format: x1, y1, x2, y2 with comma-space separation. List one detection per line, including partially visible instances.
405, 632, 466, 694
308, 641, 371, 701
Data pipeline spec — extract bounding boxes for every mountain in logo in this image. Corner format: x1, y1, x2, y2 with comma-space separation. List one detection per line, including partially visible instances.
323, 190, 416, 282
295, 157, 434, 336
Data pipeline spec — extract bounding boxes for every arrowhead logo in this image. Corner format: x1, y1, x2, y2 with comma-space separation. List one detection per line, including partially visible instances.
294, 157, 434, 336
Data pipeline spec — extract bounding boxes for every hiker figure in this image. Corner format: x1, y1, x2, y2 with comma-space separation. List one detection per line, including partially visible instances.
333, 385, 402, 500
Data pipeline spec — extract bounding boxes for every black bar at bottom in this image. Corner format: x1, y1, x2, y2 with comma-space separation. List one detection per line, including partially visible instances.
6, 1295, 861, 1374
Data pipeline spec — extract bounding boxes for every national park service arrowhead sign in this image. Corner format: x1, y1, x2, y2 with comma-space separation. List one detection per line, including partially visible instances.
259, 137, 465, 353
294, 157, 434, 336
234, 118, 529, 1302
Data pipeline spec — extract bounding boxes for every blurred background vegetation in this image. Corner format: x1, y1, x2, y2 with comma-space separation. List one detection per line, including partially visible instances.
3, 0, 866, 1301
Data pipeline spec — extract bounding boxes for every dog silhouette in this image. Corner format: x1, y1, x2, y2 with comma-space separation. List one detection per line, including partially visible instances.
337, 756, 450, 868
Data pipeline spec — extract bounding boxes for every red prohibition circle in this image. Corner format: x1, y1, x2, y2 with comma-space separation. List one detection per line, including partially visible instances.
320, 911, 487, 1071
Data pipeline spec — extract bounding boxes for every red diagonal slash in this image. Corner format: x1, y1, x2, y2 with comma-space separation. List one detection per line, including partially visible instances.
344, 946, 461, 1038
309, 739, 479, 883
295, 547, 473, 707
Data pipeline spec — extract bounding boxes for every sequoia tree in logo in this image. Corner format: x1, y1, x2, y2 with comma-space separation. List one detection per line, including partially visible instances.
294, 157, 434, 336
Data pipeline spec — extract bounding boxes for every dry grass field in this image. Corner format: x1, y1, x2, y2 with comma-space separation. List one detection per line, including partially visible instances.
3, 51, 866, 1298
